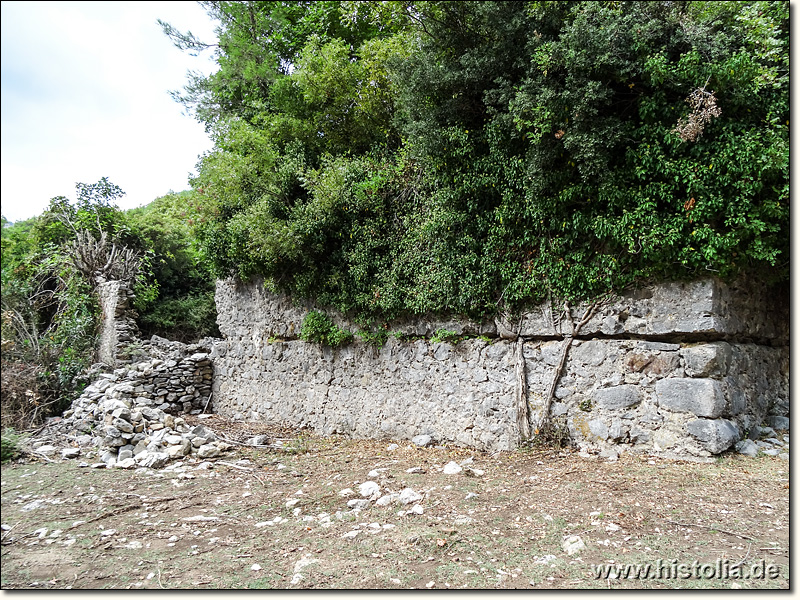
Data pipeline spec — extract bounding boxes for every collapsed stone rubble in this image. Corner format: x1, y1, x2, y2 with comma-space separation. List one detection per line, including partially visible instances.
50, 336, 232, 469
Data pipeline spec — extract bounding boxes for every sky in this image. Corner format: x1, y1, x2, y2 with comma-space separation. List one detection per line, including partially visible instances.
1, 1, 219, 222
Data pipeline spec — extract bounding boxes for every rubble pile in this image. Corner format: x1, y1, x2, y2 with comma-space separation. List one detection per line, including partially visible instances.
53, 337, 231, 469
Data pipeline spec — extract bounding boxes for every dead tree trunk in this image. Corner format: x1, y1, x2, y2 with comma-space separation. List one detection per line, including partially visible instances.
514, 337, 530, 441
535, 299, 602, 433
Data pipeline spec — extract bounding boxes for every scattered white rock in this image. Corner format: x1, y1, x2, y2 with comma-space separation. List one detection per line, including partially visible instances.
376, 493, 399, 507
443, 461, 462, 475
196, 444, 220, 459
247, 434, 270, 446
359, 481, 381, 498
61, 448, 80, 459
599, 448, 619, 462
342, 530, 361, 539
347, 499, 371, 511
412, 435, 432, 447
398, 488, 423, 505
181, 515, 219, 522
562, 535, 586, 555
21, 500, 45, 512
251, 564, 262, 571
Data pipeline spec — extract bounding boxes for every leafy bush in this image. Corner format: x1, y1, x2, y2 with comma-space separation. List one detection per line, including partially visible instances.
431, 329, 461, 344
356, 327, 390, 347
165, 1, 788, 322
1, 428, 24, 463
300, 311, 353, 347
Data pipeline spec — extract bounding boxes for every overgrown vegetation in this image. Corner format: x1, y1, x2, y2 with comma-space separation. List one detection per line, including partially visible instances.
1, 179, 129, 428
1, 182, 218, 429
125, 191, 220, 341
163, 0, 788, 325
300, 310, 353, 347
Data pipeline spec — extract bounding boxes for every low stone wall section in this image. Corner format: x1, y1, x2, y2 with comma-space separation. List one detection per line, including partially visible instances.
215, 276, 789, 344
211, 277, 788, 457
211, 334, 787, 457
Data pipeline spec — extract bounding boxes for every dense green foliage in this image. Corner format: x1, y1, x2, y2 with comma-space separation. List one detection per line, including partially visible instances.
167, 0, 788, 325
126, 191, 220, 341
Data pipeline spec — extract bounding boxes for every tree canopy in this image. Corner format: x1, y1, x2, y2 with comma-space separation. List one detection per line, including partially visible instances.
164, 0, 789, 325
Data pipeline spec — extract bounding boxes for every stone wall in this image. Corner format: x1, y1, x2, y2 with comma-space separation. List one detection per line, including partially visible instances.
211, 277, 788, 457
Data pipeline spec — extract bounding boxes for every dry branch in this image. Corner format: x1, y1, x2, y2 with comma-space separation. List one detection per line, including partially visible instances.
535, 298, 603, 432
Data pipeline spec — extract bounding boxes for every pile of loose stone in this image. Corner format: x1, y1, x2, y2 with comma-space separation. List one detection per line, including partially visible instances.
51, 336, 232, 469
733, 420, 789, 459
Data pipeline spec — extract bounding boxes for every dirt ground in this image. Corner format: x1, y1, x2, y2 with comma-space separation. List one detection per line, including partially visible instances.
0, 416, 790, 590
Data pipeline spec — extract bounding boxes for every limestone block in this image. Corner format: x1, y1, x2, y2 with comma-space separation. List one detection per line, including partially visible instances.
594, 385, 641, 410
607, 418, 625, 442
588, 419, 608, 440
571, 340, 607, 367
724, 378, 746, 416
655, 378, 725, 418
495, 278, 787, 341
681, 342, 731, 378
686, 418, 740, 454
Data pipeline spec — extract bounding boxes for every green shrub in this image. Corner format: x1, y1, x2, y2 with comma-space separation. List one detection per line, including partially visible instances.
300, 311, 353, 347
431, 329, 461, 344
356, 328, 390, 347
1, 428, 23, 463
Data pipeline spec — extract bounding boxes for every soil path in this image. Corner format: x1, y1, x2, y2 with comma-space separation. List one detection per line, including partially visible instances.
1, 421, 789, 589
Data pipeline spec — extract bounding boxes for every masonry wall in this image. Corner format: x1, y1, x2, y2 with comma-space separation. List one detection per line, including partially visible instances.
210, 277, 788, 457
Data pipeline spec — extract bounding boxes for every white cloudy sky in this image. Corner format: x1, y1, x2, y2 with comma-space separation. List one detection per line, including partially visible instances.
1, 1, 219, 222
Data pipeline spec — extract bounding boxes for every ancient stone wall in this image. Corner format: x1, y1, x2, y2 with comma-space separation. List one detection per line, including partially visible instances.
211, 277, 788, 458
